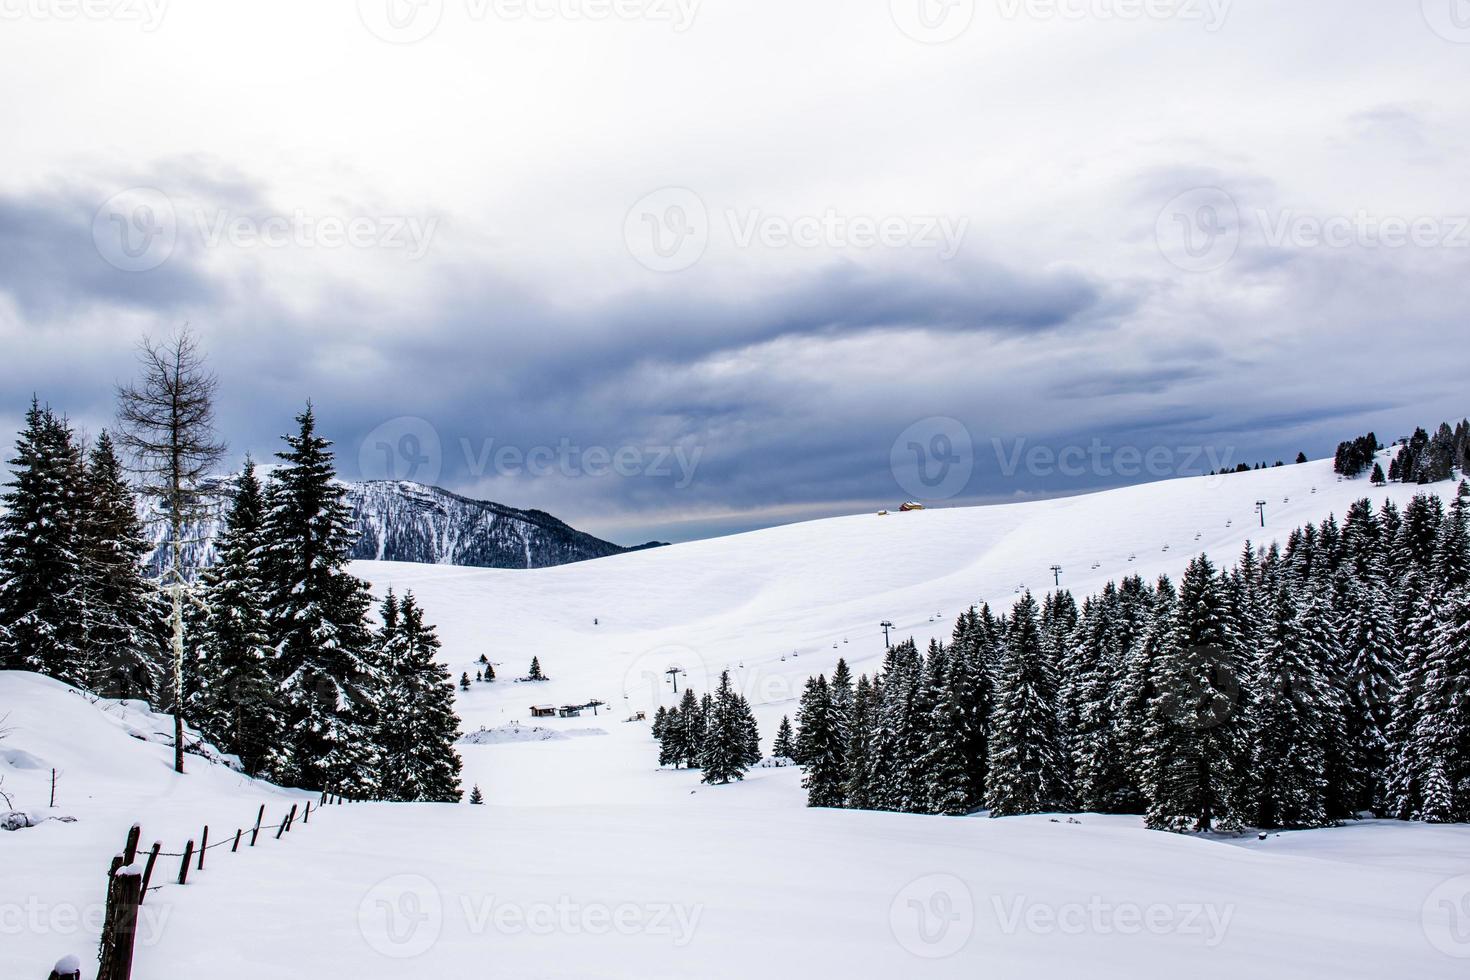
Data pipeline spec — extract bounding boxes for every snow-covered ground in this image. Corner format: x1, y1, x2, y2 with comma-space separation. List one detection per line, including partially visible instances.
6, 457, 1470, 978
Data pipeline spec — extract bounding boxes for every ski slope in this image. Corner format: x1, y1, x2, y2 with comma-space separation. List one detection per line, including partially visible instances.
6, 456, 1470, 979
358, 455, 1458, 748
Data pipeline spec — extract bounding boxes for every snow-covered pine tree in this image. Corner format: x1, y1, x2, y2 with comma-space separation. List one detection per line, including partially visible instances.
652, 705, 669, 743
1341, 576, 1400, 814
1405, 588, 1470, 822
0, 401, 87, 685
844, 673, 880, 807
656, 706, 684, 768
924, 652, 980, 815
676, 688, 703, 768
797, 674, 846, 806
987, 592, 1069, 817
772, 714, 796, 760
868, 640, 923, 811
1143, 556, 1249, 833
193, 460, 282, 776
736, 693, 761, 767
1117, 576, 1172, 807
528, 656, 545, 681
259, 405, 381, 796
78, 430, 163, 701
468, 784, 484, 804
1244, 587, 1332, 829
701, 670, 750, 785
376, 591, 463, 802
1064, 591, 1131, 813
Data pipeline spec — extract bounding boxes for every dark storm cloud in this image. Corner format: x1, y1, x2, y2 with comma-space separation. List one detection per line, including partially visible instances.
0, 188, 215, 316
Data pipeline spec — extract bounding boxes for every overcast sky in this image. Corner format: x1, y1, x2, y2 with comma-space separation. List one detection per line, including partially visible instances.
2, 0, 1468, 543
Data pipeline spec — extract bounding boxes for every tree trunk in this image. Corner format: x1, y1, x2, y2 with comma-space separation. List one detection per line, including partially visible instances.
171, 518, 185, 775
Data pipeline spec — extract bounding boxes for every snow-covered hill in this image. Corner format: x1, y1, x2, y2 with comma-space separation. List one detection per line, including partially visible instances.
3, 670, 1468, 979
141, 475, 657, 577
357, 454, 1464, 749
9, 455, 1470, 979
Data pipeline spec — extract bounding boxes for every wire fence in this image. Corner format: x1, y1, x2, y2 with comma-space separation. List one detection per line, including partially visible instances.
52, 788, 357, 980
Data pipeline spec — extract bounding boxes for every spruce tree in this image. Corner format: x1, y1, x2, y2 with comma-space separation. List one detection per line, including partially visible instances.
701, 670, 750, 785
676, 688, 703, 768
259, 405, 381, 795
798, 675, 846, 806
772, 715, 796, 760
376, 591, 463, 802
468, 784, 485, 804
194, 460, 282, 776
0, 401, 87, 686
1245, 588, 1332, 829
1143, 556, 1249, 832
78, 430, 163, 700
1341, 578, 1399, 814
987, 593, 1069, 817
844, 675, 878, 807
528, 656, 545, 681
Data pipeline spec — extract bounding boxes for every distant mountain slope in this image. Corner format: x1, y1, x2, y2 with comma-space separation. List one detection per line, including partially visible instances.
142, 475, 659, 576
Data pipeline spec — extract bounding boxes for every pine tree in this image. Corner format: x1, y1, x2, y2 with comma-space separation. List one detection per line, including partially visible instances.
78, 430, 164, 701
194, 460, 282, 776
1245, 588, 1332, 829
1341, 578, 1399, 814
676, 688, 703, 768
869, 640, 924, 811
468, 784, 485, 804
987, 593, 1069, 817
1143, 556, 1249, 832
772, 715, 796, 760
798, 675, 846, 806
259, 405, 381, 795
1396, 586, 1470, 822
736, 693, 761, 767
656, 706, 684, 768
460, 672, 471, 691
0, 401, 87, 686
528, 656, 545, 681
701, 670, 750, 785
376, 591, 463, 803
484, 662, 496, 682
844, 675, 878, 807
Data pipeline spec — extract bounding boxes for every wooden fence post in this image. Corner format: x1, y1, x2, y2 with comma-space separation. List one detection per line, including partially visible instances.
250, 804, 265, 846
303, 801, 312, 824
177, 841, 194, 885
122, 825, 141, 866
101, 867, 143, 980
197, 826, 209, 871
275, 804, 297, 839
138, 843, 161, 904
231, 828, 242, 853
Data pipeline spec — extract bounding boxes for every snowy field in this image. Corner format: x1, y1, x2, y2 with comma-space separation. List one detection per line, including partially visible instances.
6, 457, 1470, 978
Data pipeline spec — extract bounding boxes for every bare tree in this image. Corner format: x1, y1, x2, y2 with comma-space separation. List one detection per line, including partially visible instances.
116, 327, 227, 773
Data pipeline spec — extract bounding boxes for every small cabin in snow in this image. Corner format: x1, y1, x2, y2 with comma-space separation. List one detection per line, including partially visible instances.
530, 705, 556, 718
